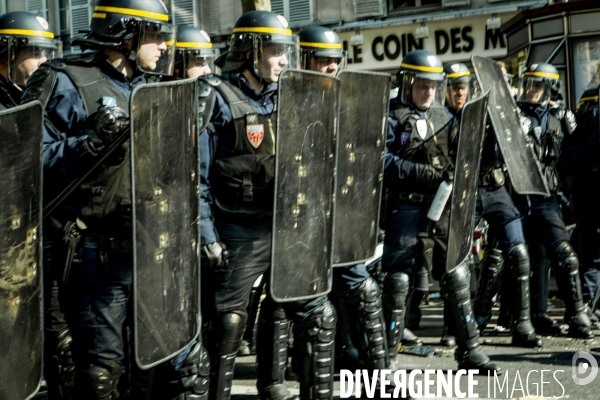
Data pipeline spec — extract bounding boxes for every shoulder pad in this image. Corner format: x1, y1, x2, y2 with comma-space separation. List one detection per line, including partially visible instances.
198, 82, 216, 132
201, 74, 223, 87
21, 61, 59, 108
198, 78, 213, 99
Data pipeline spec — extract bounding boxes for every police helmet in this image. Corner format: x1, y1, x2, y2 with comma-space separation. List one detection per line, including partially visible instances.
216, 11, 298, 81
518, 62, 559, 105
397, 50, 447, 109
443, 63, 473, 110
298, 26, 346, 73
74, 0, 176, 75
0, 12, 62, 86
175, 26, 217, 78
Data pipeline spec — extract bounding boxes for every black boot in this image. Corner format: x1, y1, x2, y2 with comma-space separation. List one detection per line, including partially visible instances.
382, 272, 410, 361
473, 248, 503, 333
441, 263, 501, 374
505, 245, 543, 348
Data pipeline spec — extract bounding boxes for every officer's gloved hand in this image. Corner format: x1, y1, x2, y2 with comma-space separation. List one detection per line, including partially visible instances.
201, 241, 230, 269
87, 106, 129, 152
414, 163, 444, 189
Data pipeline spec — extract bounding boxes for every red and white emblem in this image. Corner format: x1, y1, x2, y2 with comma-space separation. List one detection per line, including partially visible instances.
247, 124, 264, 148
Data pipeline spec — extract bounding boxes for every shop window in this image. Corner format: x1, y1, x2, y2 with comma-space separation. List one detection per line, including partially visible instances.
531, 18, 563, 40
571, 36, 600, 108
389, 0, 442, 12
570, 12, 600, 34
550, 46, 565, 66
354, 0, 387, 19
507, 25, 528, 54
527, 39, 562, 65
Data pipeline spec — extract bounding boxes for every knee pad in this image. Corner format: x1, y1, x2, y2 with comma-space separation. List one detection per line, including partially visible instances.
178, 342, 210, 399
211, 310, 248, 356
555, 241, 579, 273
383, 272, 410, 310
506, 244, 530, 277
76, 358, 122, 399
441, 263, 470, 304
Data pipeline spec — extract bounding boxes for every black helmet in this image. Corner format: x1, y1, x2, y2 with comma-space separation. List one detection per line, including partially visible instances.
298, 26, 345, 72
216, 10, 297, 80
74, 0, 176, 75
175, 26, 216, 78
518, 62, 559, 105
397, 50, 446, 109
443, 63, 474, 110
443, 63, 471, 86
0, 12, 62, 86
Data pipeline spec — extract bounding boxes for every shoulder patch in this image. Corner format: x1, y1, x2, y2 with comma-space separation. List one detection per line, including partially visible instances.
21, 63, 57, 107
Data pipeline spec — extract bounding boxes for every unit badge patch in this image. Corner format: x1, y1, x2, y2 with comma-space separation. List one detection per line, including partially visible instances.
247, 124, 264, 148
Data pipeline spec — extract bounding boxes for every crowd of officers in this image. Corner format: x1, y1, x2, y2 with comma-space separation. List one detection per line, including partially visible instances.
1, 0, 599, 399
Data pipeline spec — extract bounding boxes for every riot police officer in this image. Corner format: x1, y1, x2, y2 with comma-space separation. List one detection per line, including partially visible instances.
22, 1, 210, 398
514, 62, 593, 339
383, 50, 499, 373
174, 25, 216, 78
0, 12, 60, 108
443, 61, 543, 348
201, 12, 336, 400
298, 26, 395, 373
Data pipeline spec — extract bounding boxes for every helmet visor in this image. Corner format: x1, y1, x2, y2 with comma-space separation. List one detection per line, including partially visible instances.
137, 22, 176, 75
183, 51, 218, 78
518, 76, 552, 105
401, 73, 447, 110
253, 34, 298, 82
9, 39, 62, 87
445, 80, 476, 110
300, 49, 347, 76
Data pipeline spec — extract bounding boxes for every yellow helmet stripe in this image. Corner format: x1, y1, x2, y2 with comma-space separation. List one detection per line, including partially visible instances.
524, 71, 559, 80
299, 41, 342, 49
92, 12, 107, 19
578, 96, 598, 102
176, 41, 213, 49
94, 6, 169, 21
233, 27, 292, 35
447, 71, 470, 78
0, 28, 54, 38
401, 62, 443, 73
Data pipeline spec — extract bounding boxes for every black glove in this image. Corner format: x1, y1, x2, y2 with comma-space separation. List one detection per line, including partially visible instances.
414, 163, 444, 189
87, 106, 129, 152
201, 241, 230, 269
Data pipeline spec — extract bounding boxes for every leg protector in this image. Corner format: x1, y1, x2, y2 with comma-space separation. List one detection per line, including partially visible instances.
505, 244, 542, 347
441, 264, 499, 372
382, 272, 410, 361
473, 248, 503, 330
75, 358, 122, 399
291, 300, 337, 400
256, 298, 292, 400
554, 241, 593, 337
207, 310, 248, 400
175, 342, 211, 400
45, 328, 76, 399
342, 276, 389, 370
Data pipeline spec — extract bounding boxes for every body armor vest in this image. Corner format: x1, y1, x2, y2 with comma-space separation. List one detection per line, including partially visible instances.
522, 110, 562, 193
209, 80, 277, 215
23, 58, 131, 225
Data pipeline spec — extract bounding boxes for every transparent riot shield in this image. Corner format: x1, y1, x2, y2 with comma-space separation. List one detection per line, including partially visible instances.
0, 101, 43, 399
445, 92, 490, 272
130, 78, 200, 368
332, 70, 390, 267
471, 55, 549, 196
270, 69, 339, 302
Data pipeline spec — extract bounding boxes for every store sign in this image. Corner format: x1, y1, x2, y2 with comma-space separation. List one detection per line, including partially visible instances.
337, 13, 514, 70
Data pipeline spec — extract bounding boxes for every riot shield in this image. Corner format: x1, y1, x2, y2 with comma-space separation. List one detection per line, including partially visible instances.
445, 92, 490, 272
270, 69, 339, 302
471, 55, 549, 196
332, 70, 390, 266
130, 78, 200, 369
0, 102, 43, 399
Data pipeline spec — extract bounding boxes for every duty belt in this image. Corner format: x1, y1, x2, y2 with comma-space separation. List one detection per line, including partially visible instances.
398, 192, 432, 204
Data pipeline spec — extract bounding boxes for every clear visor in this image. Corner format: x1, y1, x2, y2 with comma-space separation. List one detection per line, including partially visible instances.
253, 34, 298, 83
518, 76, 552, 105
300, 49, 347, 76
445, 80, 476, 110
401, 73, 447, 110
184, 53, 216, 78
137, 22, 176, 75
8, 39, 62, 87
